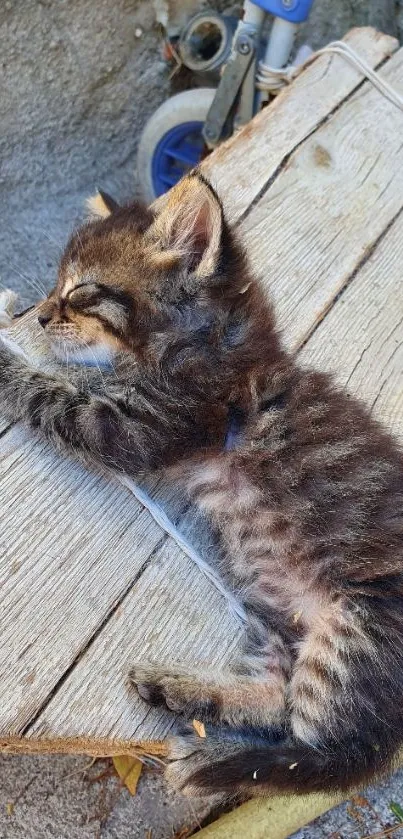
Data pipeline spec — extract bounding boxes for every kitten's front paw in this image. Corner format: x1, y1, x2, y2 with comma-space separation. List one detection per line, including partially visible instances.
0, 332, 30, 365
0, 289, 17, 328
0, 291, 28, 370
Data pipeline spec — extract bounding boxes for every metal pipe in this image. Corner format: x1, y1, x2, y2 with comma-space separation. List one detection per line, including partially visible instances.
242, 0, 266, 28
264, 16, 298, 69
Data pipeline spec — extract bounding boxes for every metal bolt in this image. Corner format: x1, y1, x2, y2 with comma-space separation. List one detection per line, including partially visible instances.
282, 0, 294, 8
237, 37, 251, 56
204, 127, 217, 140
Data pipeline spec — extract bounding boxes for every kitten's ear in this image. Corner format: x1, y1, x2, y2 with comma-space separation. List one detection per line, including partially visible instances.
85, 189, 120, 220
148, 173, 223, 277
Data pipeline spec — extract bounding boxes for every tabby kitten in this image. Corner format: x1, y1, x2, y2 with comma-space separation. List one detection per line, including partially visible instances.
1, 172, 403, 798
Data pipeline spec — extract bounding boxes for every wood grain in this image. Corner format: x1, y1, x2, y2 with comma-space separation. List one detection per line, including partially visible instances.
300, 211, 403, 439
239, 47, 403, 349
27, 537, 242, 745
202, 28, 398, 225
0, 424, 185, 733
1, 28, 403, 754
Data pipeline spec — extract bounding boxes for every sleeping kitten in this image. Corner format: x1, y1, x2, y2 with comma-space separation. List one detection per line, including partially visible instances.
1, 172, 403, 798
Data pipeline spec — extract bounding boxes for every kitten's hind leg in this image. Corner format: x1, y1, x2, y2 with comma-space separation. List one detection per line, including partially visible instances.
130, 619, 291, 730
165, 722, 287, 797
165, 724, 255, 796
130, 661, 286, 729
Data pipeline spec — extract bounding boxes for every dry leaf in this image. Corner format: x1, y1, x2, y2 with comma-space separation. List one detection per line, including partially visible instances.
6, 802, 14, 816
193, 719, 206, 738
346, 804, 364, 824
112, 755, 142, 795
173, 829, 192, 839
351, 795, 371, 809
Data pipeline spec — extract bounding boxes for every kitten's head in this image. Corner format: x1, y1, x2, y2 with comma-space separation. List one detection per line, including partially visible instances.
39, 172, 251, 367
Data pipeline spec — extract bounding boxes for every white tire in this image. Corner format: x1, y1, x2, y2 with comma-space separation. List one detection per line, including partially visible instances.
136, 87, 216, 203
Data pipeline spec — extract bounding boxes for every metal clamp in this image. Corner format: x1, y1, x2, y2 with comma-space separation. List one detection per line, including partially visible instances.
202, 32, 256, 146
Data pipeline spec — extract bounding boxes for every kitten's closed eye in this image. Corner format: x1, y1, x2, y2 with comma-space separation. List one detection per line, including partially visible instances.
67, 282, 102, 307
67, 283, 130, 336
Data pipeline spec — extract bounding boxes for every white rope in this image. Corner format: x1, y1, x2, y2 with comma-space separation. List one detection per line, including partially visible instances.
256, 62, 296, 93
257, 39, 403, 112
118, 474, 248, 625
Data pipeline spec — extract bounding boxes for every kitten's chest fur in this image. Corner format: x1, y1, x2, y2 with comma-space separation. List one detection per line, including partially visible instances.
184, 456, 321, 628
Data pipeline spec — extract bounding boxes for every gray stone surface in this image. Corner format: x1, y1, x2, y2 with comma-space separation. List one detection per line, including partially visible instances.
2, 0, 402, 310
291, 767, 403, 839
0, 754, 212, 839
0, 0, 170, 309
1, 1, 403, 837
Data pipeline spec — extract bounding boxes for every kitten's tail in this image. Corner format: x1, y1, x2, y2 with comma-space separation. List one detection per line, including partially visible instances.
168, 727, 396, 796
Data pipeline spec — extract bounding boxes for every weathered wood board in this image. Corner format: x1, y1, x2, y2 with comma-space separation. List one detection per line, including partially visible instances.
300, 213, 403, 439
1, 27, 403, 756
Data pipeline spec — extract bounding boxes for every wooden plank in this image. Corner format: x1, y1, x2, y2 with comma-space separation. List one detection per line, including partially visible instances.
0, 27, 402, 753
299, 211, 403, 438
0, 424, 186, 734
29, 154, 403, 750
0, 303, 241, 749
26, 538, 242, 747
202, 28, 398, 225
238, 46, 403, 349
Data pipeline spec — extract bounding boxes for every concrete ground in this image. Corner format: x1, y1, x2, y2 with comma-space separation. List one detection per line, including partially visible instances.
0, 754, 215, 839
2, 755, 403, 839
1, 1, 403, 837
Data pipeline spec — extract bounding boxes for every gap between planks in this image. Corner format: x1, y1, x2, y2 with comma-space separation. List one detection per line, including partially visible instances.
237, 44, 403, 349
201, 27, 398, 225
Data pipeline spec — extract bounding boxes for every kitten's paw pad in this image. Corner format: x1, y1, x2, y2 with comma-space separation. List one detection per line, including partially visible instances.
129, 661, 188, 712
0, 290, 18, 328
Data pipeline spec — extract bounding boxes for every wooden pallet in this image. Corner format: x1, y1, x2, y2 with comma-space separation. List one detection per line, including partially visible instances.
1, 27, 403, 758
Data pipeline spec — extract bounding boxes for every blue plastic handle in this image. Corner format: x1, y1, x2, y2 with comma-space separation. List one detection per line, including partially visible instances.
250, 0, 315, 23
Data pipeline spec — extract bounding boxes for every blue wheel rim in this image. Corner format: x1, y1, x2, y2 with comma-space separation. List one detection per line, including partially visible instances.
151, 121, 205, 197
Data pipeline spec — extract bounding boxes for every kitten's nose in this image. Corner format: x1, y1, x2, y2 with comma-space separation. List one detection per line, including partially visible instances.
38, 313, 51, 328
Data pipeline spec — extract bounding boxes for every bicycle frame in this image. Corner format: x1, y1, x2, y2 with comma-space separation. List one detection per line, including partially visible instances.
202, 0, 316, 148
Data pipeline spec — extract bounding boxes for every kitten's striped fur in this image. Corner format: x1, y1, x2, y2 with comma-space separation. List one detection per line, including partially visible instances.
1, 172, 403, 797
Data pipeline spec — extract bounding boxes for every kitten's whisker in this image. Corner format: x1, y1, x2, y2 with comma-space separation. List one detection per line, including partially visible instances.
9, 266, 48, 300
63, 343, 70, 384
12, 267, 48, 298
37, 227, 63, 251
73, 335, 110, 391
